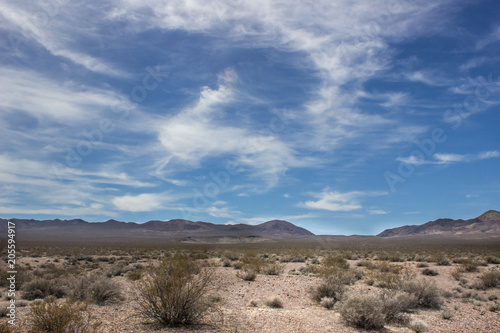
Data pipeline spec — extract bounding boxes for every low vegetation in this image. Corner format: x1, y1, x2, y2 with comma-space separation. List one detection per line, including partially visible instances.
28, 297, 101, 333
134, 254, 216, 327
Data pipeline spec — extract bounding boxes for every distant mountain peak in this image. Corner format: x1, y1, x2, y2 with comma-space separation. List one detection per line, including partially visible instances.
378, 210, 500, 237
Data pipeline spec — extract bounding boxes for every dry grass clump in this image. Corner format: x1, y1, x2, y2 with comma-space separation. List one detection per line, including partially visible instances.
381, 291, 417, 324
261, 262, 285, 276
459, 258, 480, 272
67, 273, 123, 305
309, 276, 346, 304
264, 296, 283, 308
236, 269, 257, 281
322, 254, 350, 270
21, 278, 66, 301
0, 321, 16, 333
240, 254, 265, 273
28, 297, 101, 333
478, 269, 500, 289
408, 319, 428, 333
433, 254, 451, 266
319, 297, 336, 310
399, 279, 442, 309
337, 291, 385, 329
134, 254, 216, 327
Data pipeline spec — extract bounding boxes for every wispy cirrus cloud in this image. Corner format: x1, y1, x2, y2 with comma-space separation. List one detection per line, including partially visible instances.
397, 150, 500, 165
0, 1, 128, 77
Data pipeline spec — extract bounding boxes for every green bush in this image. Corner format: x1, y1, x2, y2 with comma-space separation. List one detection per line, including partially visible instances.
134, 255, 215, 327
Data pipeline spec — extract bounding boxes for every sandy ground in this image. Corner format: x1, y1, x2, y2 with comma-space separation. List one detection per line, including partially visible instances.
2, 259, 500, 332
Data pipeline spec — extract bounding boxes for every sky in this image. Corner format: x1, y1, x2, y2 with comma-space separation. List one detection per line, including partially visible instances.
0, 0, 499, 235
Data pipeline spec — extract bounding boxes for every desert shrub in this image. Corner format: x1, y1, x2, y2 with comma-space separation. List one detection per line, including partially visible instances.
107, 262, 132, 277
433, 254, 451, 266
322, 255, 349, 270
240, 255, 265, 273
299, 264, 320, 276
337, 291, 385, 329
126, 269, 143, 281
357, 259, 374, 268
28, 297, 101, 333
421, 268, 439, 276
460, 259, 479, 272
0, 321, 15, 333
399, 280, 442, 309
261, 263, 284, 276
486, 256, 500, 264
0, 302, 9, 318
416, 263, 429, 268
381, 291, 417, 324
309, 276, 346, 303
221, 259, 232, 267
134, 255, 215, 327
206, 292, 222, 303
237, 270, 256, 281
408, 319, 428, 333
264, 296, 283, 308
21, 278, 66, 301
320, 266, 358, 284
441, 309, 453, 320
67, 273, 123, 305
478, 270, 500, 289
232, 261, 243, 270
451, 267, 464, 281
247, 300, 258, 307
320, 297, 336, 310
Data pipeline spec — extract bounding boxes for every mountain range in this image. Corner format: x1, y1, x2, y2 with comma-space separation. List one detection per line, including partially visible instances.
1, 210, 499, 242
0, 218, 313, 242
378, 210, 500, 237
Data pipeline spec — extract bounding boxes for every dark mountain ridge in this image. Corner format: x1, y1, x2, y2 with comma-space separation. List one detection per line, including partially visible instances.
0, 217, 314, 240
378, 210, 500, 237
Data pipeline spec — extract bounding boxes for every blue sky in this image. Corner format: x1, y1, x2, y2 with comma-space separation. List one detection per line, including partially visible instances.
1, 0, 499, 235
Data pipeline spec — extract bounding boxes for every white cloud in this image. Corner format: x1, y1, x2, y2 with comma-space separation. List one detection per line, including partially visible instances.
0, 68, 133, 123
236, 213, 317, 225
206, 206, 241, 218
299, 190, 387, 212
397, 150, 500, 165
368, 209, 389, 215
112, 0, 458, 157
478, 151, 500, 159
0, 1, 127, 77
476, 25, 500, 49
156, 75, 310, 190
433, 153, 467, 164
112, 193, 173, 212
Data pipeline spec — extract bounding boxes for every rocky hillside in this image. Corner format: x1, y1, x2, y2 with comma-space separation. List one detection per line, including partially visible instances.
378, 210, 500, 237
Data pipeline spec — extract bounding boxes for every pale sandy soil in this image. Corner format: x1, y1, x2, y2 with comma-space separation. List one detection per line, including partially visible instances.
2, 259, 500, 332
